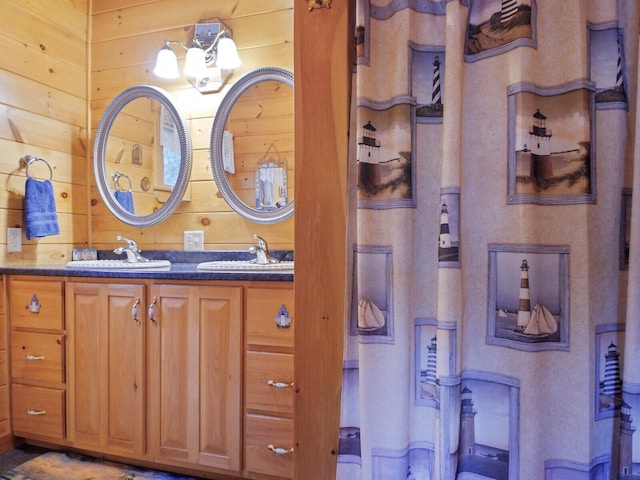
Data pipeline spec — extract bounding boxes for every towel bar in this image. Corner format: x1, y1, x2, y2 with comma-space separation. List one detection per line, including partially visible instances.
23, 155, 53, 181
112, 171, 133, 192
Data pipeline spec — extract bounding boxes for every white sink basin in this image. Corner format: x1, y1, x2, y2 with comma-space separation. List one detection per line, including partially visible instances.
66, 259, 171, 270
196, 260, 294, 272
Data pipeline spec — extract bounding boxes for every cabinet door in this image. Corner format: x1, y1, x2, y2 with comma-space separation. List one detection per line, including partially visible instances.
147, 284, 242, 472
66, 282, 145, 457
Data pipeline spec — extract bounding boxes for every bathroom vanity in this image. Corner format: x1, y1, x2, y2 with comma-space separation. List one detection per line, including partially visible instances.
2, 261, 294, 479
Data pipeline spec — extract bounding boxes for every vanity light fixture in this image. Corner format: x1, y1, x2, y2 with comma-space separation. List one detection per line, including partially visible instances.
153, 18, 241, 94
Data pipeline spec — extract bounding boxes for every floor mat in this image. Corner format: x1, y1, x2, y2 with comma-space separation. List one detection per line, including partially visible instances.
3, 451, 200, 480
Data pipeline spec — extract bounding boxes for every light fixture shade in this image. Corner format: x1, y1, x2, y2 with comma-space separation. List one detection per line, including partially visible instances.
183, 47, 208, 77
153, 45, 179, 79
215, 38, 242, 70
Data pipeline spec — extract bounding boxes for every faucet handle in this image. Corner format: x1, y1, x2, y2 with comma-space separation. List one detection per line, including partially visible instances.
116, 235, 140, 252
253, 234, 268, 250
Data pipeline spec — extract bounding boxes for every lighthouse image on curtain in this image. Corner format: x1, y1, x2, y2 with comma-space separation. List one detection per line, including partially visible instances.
488, 245, 569, 352
356, 105, 415, 209
456, 377, 517, 480
438, 188, 460, 265
595, 324, 625, 419
464, 0, 536, 62
412, 49, 445, 121
589, 26, 627, 108
508, 82, 595, 205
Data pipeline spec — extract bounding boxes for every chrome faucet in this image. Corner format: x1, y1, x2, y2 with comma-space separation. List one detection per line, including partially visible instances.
249, 234, 280, 265
113, 235, 149, 263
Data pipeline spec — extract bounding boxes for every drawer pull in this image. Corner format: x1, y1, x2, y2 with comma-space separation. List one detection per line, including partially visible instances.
131, 297, 141, 326
267, 379, 294, 389
25, 355, 45, 361
148, 297, 157, 326
267, 444, 294, 455
26, 409, 46, 416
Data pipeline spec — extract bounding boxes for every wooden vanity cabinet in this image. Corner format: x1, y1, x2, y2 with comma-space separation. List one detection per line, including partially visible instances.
8, 277, 66, 441
244, 286, 295, 479
66, 281, 146, 457
147, 283, 243, 473
7, 276, 292, 479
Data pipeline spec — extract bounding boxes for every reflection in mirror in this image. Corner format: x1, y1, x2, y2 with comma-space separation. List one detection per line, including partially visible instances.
94, 85, 192, 227
210, 67, 294, 224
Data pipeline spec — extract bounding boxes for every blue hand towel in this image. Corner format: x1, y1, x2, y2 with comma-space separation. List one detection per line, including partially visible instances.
24, 177, 60, 240
114, 190, 135, 214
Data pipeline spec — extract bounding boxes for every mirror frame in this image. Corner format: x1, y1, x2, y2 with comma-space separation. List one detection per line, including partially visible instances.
94, 85, 193, 227
210, 67, 294, 224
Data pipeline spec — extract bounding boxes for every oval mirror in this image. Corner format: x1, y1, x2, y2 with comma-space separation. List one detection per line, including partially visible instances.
94, 85, 192, 227
210, 67, 294, 224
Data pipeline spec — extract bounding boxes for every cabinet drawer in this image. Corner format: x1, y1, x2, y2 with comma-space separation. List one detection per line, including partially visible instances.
246, 351, 294, 415
245, 414, 294, 479
246, 287, 294, 349
11, 331, 64, 384
10, 279, 63, 331
11, 383, 65, 439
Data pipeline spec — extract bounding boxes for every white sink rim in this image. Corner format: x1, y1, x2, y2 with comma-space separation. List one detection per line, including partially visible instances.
196, 260, 294, 272
66, 259, 171, 269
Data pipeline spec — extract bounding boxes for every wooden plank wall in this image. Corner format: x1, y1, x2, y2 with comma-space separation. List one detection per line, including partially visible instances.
0, 0, 89, 265
91, 0, 295, 251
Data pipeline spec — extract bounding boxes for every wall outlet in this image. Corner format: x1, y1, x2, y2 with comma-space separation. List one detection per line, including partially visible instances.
7, 227, 22, 253
184, 231, 204, 251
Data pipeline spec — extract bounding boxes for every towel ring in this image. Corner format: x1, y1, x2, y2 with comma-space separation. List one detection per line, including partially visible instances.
113, 172, 133, 192
23, 155, 53, 181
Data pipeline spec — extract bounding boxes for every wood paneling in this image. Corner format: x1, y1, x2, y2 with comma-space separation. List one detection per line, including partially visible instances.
0, 0, 89, 264
90, 0, 294, 251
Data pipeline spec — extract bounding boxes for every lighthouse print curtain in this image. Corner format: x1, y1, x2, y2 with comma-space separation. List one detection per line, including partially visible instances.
337, 0, 640, 478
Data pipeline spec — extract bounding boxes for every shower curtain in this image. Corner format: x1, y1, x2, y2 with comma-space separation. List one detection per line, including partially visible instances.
337, 0, 640, 478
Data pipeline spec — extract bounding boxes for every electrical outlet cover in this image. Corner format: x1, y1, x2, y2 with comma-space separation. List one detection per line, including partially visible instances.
7, 227, 22, 252
184, 231, 204, 251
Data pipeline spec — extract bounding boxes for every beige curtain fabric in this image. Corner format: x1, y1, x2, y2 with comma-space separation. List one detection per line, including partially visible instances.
338, 0, 640, 478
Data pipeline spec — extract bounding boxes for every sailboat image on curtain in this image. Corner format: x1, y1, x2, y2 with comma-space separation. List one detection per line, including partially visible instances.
487, 244, 569, 352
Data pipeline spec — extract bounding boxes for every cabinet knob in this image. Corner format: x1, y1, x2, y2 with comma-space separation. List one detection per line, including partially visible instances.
267, 379, 294, 389
267, 444, 294, 455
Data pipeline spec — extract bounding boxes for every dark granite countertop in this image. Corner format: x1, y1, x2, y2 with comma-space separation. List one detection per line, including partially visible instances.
0, 250, 294, 282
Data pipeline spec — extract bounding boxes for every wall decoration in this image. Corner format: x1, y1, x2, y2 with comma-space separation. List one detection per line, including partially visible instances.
507, 80, 596, 205
621, 188, 632, 270
356, 103, 416, 209
411, 45, 445, 124
350, 245, 394, 343
487, 243, 570, 352
457, 371, 520, 479
588, 23, 627, 110
595, 324, 625, 420
438, 188, 460, 266
462, 0, 537, 63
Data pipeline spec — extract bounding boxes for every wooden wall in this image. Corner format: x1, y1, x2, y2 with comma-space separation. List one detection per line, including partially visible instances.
0, 0, 89, 265
90, 0, 295, 251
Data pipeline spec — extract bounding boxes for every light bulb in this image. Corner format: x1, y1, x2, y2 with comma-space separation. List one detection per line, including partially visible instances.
153, 45, 179, 79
